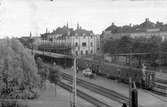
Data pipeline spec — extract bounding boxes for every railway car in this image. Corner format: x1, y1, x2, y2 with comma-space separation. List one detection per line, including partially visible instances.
77, 58, 155, 89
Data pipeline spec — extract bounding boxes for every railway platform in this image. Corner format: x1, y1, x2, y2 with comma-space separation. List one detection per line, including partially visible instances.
28, 80, 94, 107
63, 68, 167, 107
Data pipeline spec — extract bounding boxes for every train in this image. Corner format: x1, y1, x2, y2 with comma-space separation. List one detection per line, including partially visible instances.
77, 57, 156, 89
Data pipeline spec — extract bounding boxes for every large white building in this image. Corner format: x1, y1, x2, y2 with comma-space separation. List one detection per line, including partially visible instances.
41, 24, 101, 56
71, 33, 100, 56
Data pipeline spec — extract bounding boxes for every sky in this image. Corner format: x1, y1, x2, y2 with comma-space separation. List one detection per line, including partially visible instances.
0, 0, 167, 38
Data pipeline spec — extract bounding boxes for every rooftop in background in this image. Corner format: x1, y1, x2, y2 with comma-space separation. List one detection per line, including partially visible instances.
41, 23, 95, 38
105, 18, 167, 34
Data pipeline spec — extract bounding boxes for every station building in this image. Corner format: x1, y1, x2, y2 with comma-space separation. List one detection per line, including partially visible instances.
40, 24, 101, 56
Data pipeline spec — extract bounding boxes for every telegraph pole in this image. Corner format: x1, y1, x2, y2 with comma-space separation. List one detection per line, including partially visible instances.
72, 56, 77, 107
129, 79, 138, 107
129, 78, 132, 107
131, 81, 138, 107
30, 32, 33, 55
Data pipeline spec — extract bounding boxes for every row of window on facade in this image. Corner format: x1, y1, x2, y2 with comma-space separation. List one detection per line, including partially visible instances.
75, 42, 93, 47
75, 50, 93, 55
75, 33, 94, 37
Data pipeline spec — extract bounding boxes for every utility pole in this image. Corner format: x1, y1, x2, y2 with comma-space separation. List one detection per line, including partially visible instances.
131, 82, 138, 107
30, 32, 33, 55
72, 56, 77, 107
129, 78, 138, 107
129, 78, 132, 107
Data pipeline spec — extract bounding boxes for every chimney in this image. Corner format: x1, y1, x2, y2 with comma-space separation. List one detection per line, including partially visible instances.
145, 18, 149, 22
77, 23, 79, 29
46, 28, 48, 34
129, 23, 132, 27
67, 22, 68, 29
30, 32, 32, 38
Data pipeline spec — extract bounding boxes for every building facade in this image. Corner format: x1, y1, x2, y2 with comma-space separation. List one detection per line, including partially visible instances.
41, 24, 101, 56
71, 33, 100, 56
130, 29, 167, 41
102, 29, 167, 41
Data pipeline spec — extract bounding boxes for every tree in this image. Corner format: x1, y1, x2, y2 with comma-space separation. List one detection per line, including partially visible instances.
36, 57, 49, 89
48, 64, 61, 96
103, 39, 118, 54
19, 37, 34, 49
117, 36, 133, 53
0, 38, 40, 106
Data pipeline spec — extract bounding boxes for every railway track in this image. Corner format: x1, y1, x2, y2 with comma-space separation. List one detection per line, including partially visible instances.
58, 81, 112, 107
154, 78, 167, 96
46, 62, 165, 99
155, 83, 167, 90
153, 82, 167, 97
61, 73, 129, 105
151, 89, 167, 97
155, 78, 167, 85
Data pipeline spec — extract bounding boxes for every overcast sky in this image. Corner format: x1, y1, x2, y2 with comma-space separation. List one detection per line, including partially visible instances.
0, 0, 167, 38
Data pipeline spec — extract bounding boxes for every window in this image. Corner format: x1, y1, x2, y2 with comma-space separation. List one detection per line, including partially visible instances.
82, 42, 86, 47
86, 50, 88, 55
75, 51, 78, 56
91, 50, 93, 54
49, 38, 53, 42
81, 50, 83, 55
91, 42, 93, 47
75, 42, 78, 46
